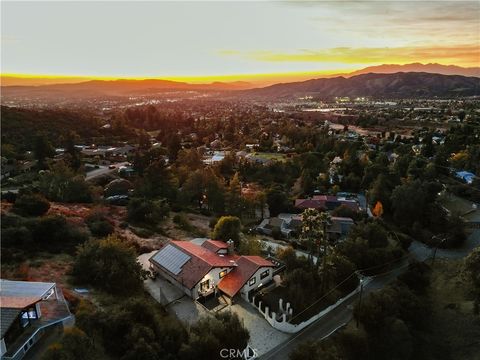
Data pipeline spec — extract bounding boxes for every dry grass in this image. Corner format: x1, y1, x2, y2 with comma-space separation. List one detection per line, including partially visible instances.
429, 259, 480, 360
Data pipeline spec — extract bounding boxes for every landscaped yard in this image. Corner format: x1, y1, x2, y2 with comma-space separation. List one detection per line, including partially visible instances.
248, 152, 287, 162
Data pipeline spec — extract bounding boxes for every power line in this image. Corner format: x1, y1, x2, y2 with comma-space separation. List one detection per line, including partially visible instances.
260, 253, 414, 360
286, 251, 411, 324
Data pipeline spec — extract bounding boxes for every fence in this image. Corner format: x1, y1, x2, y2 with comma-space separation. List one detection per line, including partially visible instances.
247, 277, 372, 334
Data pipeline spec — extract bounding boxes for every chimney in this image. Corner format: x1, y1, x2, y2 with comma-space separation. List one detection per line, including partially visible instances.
227, 239, 234, 255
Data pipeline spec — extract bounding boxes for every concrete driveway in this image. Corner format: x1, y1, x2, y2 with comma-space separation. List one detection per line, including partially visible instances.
137, 251, 207, 325
220, 298, 290, 357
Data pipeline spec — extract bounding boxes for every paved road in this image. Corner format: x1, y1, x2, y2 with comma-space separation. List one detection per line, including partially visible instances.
259, 259, 409, 360
410, 229, 480, 261
85, 162, 129, 181
259, 231, 480, 360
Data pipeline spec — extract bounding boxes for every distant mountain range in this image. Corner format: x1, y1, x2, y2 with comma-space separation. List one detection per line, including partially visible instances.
2, 69, 480, 101
344, 63, 480, 78
1, 78, 253, 99
241, 72, 480, 99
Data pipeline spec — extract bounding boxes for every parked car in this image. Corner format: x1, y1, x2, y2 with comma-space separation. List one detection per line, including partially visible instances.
105, 195, 129, 206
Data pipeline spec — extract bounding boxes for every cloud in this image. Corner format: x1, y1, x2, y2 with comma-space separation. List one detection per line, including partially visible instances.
221, 44, 480, 66
305, 1, 479, 43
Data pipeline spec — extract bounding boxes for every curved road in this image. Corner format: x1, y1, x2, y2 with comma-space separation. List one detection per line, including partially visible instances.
258, 229, 479, 360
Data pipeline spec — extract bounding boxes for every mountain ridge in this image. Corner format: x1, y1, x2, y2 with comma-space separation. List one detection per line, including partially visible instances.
241, 72, 480, 99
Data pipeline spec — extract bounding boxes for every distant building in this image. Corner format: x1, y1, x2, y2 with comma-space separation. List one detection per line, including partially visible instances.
295, 195, 360, 212
1, 280, 73, 360
257, 213, 354, 240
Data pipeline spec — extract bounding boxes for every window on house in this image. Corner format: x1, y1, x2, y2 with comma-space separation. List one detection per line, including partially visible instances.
219, 270, 227, 279
200, 279, 210, 293
249, 277, 256, 286
260, 270, 270, 280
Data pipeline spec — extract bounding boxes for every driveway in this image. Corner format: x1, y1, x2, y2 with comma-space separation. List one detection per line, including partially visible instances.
137, 251, 207, 325
220, 298, 289, 357
261, 239, 318, 264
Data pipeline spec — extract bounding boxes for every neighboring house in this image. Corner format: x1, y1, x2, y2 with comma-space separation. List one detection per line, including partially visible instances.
257, 213, 354, 240
149, 240, 275, 302
203, 151, 226, 165
1, 280, 73, 360
295, 195, 360, 212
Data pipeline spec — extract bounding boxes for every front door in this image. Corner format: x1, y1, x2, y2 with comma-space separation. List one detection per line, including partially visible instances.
200, 279, 210, 293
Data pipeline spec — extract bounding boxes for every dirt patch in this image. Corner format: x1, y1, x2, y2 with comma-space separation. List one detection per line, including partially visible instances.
47, 202, 168, 251
429, 259, 480, 360
163, 212, 212, 240
2, 253, 73, 291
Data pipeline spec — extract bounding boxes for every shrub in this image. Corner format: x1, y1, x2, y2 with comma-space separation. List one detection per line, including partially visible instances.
85, 209, 114, 237
211, 216, 242, 245
31, 215, 88, 253
127, 198, 170, 225
12, 193, 50, 217
71, 235, 146, 295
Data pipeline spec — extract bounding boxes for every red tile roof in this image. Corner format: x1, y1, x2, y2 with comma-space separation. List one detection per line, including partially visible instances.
201, 240, 229, 253
295, 199, 326, 210
150, 241, 274, 294
0, 296, 39, 309
295, 197, 359, 212
150, 241, 237, 290
218, 256, 275, 298
312, 195, 337, 202
173, 241, 235, 267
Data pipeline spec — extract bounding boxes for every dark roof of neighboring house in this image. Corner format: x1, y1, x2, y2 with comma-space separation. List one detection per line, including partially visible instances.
295, 197, 360, 212
0, 308, 21, 338
0, 280, 55, 299
269, 218, 284, 228
218, 256, 275, 298
201, 240, 229, 253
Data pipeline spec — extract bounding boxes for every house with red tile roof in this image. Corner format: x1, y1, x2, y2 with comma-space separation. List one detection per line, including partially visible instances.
149, 240, 275, 301
295, 195, 360, 212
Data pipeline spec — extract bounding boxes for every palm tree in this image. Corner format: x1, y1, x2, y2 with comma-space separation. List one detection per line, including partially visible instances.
300, 208, 322, 267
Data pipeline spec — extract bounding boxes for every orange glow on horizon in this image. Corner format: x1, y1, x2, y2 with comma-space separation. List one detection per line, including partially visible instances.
0, 69, 357, 87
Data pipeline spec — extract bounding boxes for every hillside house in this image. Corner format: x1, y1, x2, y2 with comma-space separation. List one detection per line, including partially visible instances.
149, 240, 275, 302
257, 214, 354, 240
295, 195, 360, 212
0, 280, 73, 360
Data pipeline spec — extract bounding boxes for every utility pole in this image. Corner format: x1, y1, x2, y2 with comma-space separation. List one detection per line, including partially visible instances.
356, 271, 364, 328
431, 234, 447, 266
320, 212, 331, 292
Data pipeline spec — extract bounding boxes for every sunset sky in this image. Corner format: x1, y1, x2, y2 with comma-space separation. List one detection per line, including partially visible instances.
2, 0, 479, 85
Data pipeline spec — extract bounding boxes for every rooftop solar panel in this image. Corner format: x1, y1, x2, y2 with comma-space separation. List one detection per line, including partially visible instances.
152, 244, 191, 275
